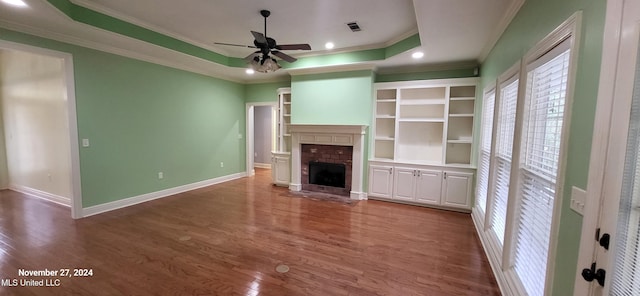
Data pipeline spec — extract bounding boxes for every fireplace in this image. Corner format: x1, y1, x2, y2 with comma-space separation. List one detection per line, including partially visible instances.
301, 144, 353, 196
309, 162, 346, 188
289, 124, 367, 200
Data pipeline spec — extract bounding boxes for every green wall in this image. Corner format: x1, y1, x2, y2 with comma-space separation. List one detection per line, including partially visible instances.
0, 28, 246, 207
245, 81, 291, 103
290, 70, 374, 125
479, 0, 605, 294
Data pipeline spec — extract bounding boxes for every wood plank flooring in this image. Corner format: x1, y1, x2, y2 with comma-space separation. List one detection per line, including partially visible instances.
0, 169, 500, 295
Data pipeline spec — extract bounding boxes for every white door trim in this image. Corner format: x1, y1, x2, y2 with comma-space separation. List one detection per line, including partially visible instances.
574, 0, 625, 294
245, 102, 277, 176
0, 40, 83, 219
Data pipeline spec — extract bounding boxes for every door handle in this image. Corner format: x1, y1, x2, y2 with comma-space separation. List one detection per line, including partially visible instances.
581, 262, 606, 287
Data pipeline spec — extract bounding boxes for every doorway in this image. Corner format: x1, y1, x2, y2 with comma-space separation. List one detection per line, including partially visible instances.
245, 102, 277, 176
0, 40, 82, 219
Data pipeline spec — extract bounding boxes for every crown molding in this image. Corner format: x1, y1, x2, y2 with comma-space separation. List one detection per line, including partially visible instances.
376, 60, 479, 75
70, 0, 231, 56
0, 20, 244, 83
478, 0, 526, 62
288, 63, 376, 76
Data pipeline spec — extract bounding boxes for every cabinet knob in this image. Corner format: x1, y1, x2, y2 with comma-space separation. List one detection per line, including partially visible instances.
389, 168, 393, 173
444, 172, 447, 179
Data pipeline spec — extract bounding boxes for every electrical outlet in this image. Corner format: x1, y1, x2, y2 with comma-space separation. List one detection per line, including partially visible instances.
220, 162, 224, 168
82, 139, 90, 147
158, 172, 164, 179
238, 134, 243, 139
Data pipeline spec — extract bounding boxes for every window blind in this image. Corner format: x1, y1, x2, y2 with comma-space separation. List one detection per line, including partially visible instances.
476, 90, 496, 214
610, 45, 640, 296
513, 44, 571, 296
489, 78, 518, 246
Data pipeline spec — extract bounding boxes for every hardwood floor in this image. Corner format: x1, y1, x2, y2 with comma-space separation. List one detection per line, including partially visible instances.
0, 169, 500, 295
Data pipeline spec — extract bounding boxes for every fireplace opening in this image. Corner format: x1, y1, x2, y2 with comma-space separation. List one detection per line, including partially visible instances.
309, 161, 346, 188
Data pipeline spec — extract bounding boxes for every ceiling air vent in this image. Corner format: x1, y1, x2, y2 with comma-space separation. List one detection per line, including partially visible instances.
347, 22, 361, 32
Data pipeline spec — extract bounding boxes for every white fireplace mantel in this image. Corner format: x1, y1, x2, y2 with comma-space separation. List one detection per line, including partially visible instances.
289, 124, 368, 200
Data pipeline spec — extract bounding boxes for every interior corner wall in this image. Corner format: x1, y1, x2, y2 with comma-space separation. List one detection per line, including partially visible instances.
0, 49, 72, 200
478, 0, 606, 294
0, 28, 246, 208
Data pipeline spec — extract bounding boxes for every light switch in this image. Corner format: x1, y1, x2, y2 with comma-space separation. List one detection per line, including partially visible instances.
238, 134, 243, 139
82, 139, 90, 147
570, 186, 586, 215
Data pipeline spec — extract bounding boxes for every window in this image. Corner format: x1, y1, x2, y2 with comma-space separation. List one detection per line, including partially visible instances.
475, 90, 496, 214
512, 39, 571, 296
489, 77, 518, 246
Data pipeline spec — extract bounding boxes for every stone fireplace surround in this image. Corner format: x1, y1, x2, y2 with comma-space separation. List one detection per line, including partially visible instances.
289, 124, 367, 200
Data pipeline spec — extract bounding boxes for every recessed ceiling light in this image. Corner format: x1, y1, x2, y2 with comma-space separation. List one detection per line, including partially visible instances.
412, 52, 424, 59
325, 42, 334, 50
246, 69, 255, 75
1, 0, 27, 7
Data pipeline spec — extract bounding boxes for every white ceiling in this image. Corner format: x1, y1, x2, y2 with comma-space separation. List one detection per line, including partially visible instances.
0, 0, 522, 82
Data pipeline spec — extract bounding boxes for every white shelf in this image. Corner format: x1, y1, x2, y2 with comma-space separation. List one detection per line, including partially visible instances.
376, 115, 396, 119
450, 97, 475, 101
377, 99, 396, 103
284, 114, 291, 117
448, 114, 474, 118
283, 102, 291, 105
376, 137, 395, 141
398, 118, 445, 123
399, 99, 445, 106
447, 140, 472, 144
284, 134, 291, 137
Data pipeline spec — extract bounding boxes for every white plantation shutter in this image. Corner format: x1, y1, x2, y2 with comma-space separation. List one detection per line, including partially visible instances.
513, 40, 571, 296
611, 45, 640, 296
490, 78, 518, 246
476, 90, 495, 214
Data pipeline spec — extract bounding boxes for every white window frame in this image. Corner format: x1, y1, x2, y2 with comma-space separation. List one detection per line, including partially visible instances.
473, 84, 496, 223
484, 62, 520, 266
473, 12, 582, 296
503, 12, 582, 296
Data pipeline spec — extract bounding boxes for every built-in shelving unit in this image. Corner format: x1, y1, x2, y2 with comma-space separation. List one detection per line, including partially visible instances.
368, 78, 478, 211
372, 78, 477, 166
272, 88, 292, 187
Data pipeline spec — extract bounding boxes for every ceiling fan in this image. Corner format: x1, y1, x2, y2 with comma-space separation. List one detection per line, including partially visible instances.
215, 10, 311, 73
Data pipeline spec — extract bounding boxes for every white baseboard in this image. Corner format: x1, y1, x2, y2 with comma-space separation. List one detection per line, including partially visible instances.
471, 208, 510, 296
10, 184, 71, 207
254, 163, 272, 169
82, 172, 246, 218
350, 191, 368, 200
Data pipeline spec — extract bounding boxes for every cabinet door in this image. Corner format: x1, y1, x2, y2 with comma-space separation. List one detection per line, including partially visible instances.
368, 165, 394, 198
393, 167, 416, 201
441, 171, 473, 209
415, 169, 442, 205
273, 156, 290, 186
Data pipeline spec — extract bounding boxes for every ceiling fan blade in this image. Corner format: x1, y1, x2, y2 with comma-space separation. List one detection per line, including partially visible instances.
244, 51, 261, 63
276, 44, 311, 50
251, 31, 267, 44
272, 51, 297, 63
214, 42, 257, 48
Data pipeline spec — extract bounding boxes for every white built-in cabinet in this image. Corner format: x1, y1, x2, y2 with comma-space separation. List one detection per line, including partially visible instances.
368, 78, 477, 211
271, 88, 291, 186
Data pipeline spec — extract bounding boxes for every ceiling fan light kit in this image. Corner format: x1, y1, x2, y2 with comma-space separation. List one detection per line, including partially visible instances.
250, 55, 281, 73
214, 9, 311, 73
